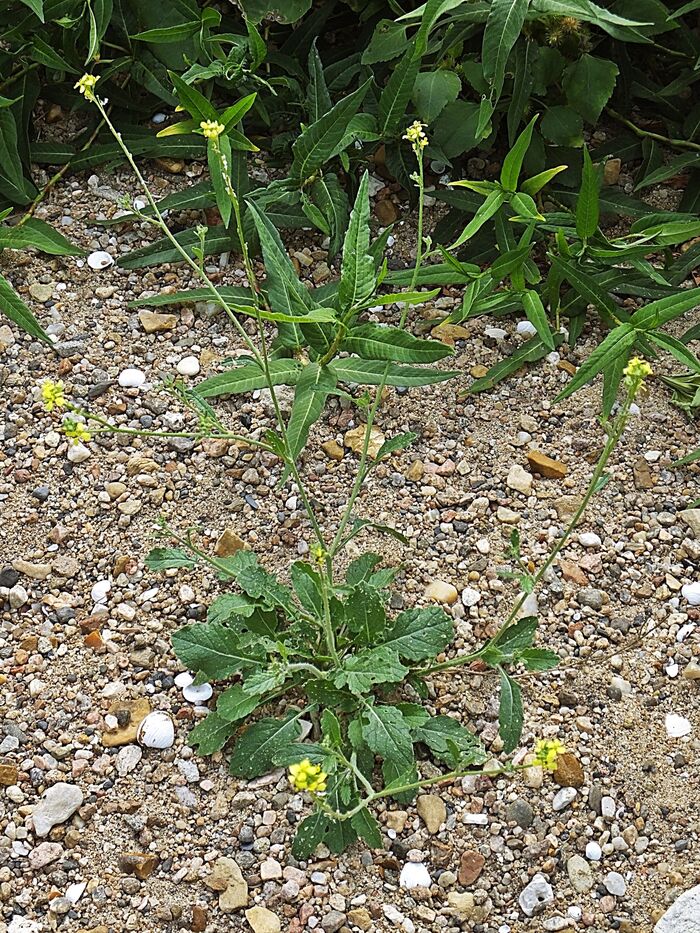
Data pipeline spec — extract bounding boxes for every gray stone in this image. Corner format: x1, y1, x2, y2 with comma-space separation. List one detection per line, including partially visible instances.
321, 911, 347, 933
519, 874, 554, 917
32, 782, 83, 837
552, 787, 577, 811
654, 884, 700, 932
567, 854, 593, 893
506, 798, 534, 829
578, 587, 604, 611
680, 509, 700, 539
604, 871, 626, 896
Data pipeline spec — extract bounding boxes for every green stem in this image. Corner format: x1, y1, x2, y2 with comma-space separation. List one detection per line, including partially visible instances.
424, 385, 637, 676
606, 107, 700, 154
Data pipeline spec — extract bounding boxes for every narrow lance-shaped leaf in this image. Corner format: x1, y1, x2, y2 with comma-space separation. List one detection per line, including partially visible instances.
378, 43, 420, 136
0, 272, 51, 344
522, 290, 555, 351
338, 171, 374, 311
500, 114, 538, 192
343, 323, 453, 363
556, 322, 637, 401
498, 668, 523, 754
576, 145, 600, 240
285, 363, 337, 463
482, 0, 531, 107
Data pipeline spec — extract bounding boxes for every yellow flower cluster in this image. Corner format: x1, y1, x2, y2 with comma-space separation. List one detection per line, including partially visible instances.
41, 380, 65, 412
75, 74, 98, 101
403, 120, 428, 151
288, 759, 327, 793
311, 544, 326, 566
623, 357, 653, 380
534, 738, 566, 771
200, 119, 225, 140
63, 418, 91, 445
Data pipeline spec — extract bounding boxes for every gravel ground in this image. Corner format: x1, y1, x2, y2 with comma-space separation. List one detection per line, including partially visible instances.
1, 157, 700, 933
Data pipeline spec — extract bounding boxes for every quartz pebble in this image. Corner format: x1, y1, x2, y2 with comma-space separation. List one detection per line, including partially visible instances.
177, 355, 200, 376
665, 713, 692, 738
32, 783, 84, 837
399, 862, 431, 889
118, 368, 146, 388
552, 787, 577, 811
654, 884, 700, 932
519, 874, 554, 916
681, 582, 700, 606
182, 682, 213, 704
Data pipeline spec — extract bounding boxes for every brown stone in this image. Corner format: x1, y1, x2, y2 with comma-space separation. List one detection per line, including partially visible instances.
470, 364, 489, 378
374, 198, 399, 225
191, 906, 208, 932
214, 529, 246, 557
459, 850, 485, 885
431, 323, 470, 346
155, 157, 185, 174
102, 698, 151, 747
347, 908, 372, 931
603, 158, 621, 185
560, 559, 588, 586
84, 630, 104, 650
321, 439, 344, 461
138, 310, 177, 334
557, 360, 577, 376
526, 449, 568, 479
405, 459, 424, 482
633, 457, 655, 489
553, 752, 585, 788
118, 852, 159, 880
344, 425, 385, 459
0, 763, 18, 786
201, 438, 230, 458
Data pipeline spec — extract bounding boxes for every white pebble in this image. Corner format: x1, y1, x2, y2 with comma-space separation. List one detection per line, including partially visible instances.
182, 682, 213, 704
118, 368, 146, 388
585, 841, 602, 861
399, 862, 431, 889
484, 326, 507, 340
67, 442, 91, 463
461, 587, 480, 607
665, 713, 692, 738
137, 711, 175, 749
174, 671, 194, 688
579, 532, 601, 548
87, 250, 114, 270
176, 356, 200, 377
552, 787, 577, 811
516, 320, 537, 336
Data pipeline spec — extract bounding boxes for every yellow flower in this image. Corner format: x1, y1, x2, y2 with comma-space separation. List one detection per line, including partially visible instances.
288, 759, 327, 793
534, 738, 566, 771
200, 119, 225, 140
41, 379, 66, 412
623, 357, 653, 380
311, 544, 326, 566
403, 120, 428, 151
75, 74, 98, 101
63, 417, 91, 445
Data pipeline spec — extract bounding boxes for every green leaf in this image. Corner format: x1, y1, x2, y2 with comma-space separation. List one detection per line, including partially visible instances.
482, 0, 530, 106
361, 704, 415, 790
310, 173, 349, 257
412, 70, 461, 123
556, 323, 637, 401
351, 808, 383, 849
343, 323, 453, 364
498, 668, 523, 753
0, 272, 50, 343
468, 334, 559, 393
188, 713, 234, 754
345, 583, 387, 645
217, 684, 265, 723
0, 109, 34, 205
0, 218, 83, 256
338, 171, 374, 312
19, 0, 44, 19
648, 332, 700, 373
562, 55, 619, 124
132, 22, 200, 42
375, 432, 418, 461
290, 561, 324, 617
630, 287, 700, 330
485, 616, 537, 664
379, 44, 420, 137
414, 715, 486, 766
448, 189, 507, 250
145, 547, 197, 570
223, 550, 294, 611
330, 358, 457, 387
229, 714, 303, 779
363, 18, 408, 64
550, 253, 619, 321
286, 363, 337, 463
381, 606, 453, 661
207, 593, 259, 623
292, 811, 333, 859
307, 39, 331, 121
290, 79, 370, 184
522, 290, 554, 351
518, 648, 559, 671
346, 553, 382, 586
500, 115, 538, 192
576, 145, 601, 239
240, 0, 311, 23
520, 165, 568, 197
334, 645, 408, 695
172, 623, 265, 679
169, 71, 218, 122
541, 106, 583, 147
196, 359, 304, 398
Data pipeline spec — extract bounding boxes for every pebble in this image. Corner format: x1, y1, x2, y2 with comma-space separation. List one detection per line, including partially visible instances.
459, 850, 485, 885
552, 787, 577, 811
118, 367, 147, 388
586, 841, 602, 861
579, 532, 602, 548
116, 745, 143, 776
177, 355, 200, 376
416, 794, 446, 833
29, 841, 63, 869
461, 586, 481, 607
139, 310, 177, 333
654, 883, 700, 932
604, 871, 627, 896
399, 862, 432, 889
67, 442, 91, 463
32, 782, 84, 836
506, 798, 533, 829
567, 854, 593, 893
424, 581, 458, 605
245, 906, 281, 933
507, 463, 533, 495
519, 874, 554, 916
